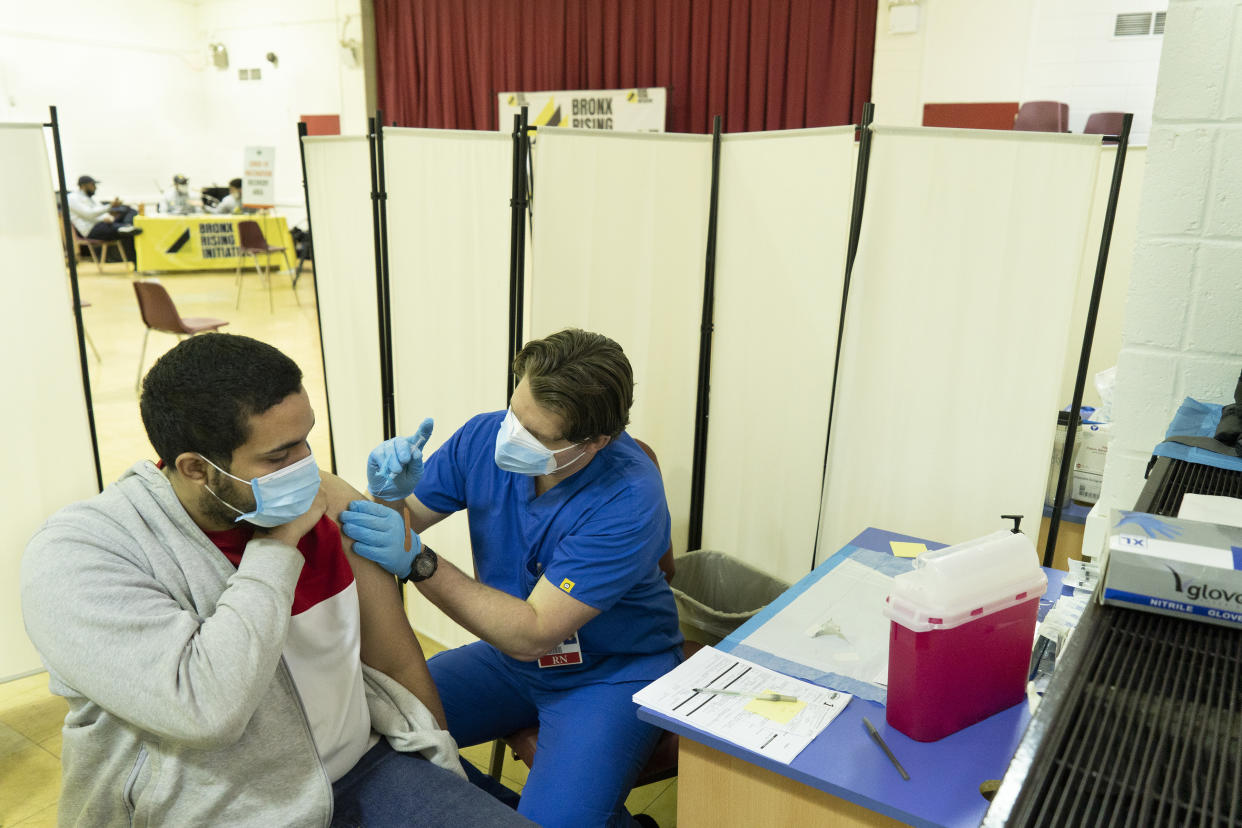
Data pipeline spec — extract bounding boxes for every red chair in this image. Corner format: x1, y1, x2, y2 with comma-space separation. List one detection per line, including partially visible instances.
71, 225, 129, 273
1013, 101, 1069, 132
236, 220, 297, 311
1083, 111, 1126, 140
133, 280, 229, 389
487, 439, 699, 791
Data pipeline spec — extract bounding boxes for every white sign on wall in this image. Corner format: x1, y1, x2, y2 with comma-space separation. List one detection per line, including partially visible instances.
498, 88, 666, 133
243, 145, 275, 208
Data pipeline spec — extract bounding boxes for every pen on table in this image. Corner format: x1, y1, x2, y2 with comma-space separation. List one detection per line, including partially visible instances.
862, 716, 910, 781
692, 687, 799, 703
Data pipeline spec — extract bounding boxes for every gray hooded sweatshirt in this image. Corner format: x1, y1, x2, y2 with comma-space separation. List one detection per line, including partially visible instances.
21, 462, 462, 827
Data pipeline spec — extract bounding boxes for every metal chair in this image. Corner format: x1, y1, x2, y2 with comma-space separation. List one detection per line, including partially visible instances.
488, 438, 693, 791
71, 225, 129, 273
78, 301, 101, 363
1013, 101, 1070, 133
132, 280, 229, 389
236, 220, 297, 311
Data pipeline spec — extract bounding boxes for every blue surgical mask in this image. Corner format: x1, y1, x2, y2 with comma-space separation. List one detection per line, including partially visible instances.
200, 453, 321, 528
494, 409, 586, 476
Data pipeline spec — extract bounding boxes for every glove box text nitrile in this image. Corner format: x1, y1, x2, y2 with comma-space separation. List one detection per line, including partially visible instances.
1100, 510, 1242, 630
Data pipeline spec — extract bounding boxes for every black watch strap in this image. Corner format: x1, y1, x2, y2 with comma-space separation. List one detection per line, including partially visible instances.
403, 545, 438, 583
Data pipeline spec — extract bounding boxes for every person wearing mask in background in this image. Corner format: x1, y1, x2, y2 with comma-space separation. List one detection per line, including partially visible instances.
159, 173, 195, 214
341, 328, 680, 828
21, 333, 531, 827
67, 174, 141, 267
210, 177, 244, 214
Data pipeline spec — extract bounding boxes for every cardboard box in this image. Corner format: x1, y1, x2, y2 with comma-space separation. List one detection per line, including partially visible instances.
1100, 510, 1242, 629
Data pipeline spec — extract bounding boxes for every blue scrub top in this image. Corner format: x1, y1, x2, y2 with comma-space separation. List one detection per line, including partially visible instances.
416, 411, 683, 684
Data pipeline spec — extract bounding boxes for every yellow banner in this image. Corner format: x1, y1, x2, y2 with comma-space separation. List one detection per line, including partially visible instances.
133, 215, 295, 272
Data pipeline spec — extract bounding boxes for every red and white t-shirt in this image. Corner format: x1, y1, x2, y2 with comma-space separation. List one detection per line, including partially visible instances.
206, 516, 375, 781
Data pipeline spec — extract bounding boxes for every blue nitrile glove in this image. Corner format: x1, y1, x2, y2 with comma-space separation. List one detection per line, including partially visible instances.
340, 500, 419, 578
1114, 511, 1183, 540
366, 417, 434, 500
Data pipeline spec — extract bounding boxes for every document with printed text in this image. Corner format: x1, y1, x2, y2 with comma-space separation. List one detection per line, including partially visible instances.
633, 645, 852, 764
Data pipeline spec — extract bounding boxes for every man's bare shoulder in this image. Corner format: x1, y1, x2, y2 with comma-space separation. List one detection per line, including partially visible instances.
318, 471, 364, 520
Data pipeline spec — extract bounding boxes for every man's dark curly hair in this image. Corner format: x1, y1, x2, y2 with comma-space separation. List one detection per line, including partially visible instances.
140, 333, 303, 468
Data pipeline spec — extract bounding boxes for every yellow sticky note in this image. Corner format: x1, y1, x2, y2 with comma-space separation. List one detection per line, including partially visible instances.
890, 541, 927, 559
745, 693, 806, 724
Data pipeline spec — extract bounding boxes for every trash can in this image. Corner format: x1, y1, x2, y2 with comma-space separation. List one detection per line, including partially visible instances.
669, 550, 791, 646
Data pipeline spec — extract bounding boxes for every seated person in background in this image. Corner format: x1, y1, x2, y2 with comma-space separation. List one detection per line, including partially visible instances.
159, 173, 196, 214
21, 333, 531, 828
342, 328, 682, 828
210, 177, 244, 214
67, 174, 141, 264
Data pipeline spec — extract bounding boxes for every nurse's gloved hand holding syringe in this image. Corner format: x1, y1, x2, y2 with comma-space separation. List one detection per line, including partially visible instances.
367, 417, 434, 500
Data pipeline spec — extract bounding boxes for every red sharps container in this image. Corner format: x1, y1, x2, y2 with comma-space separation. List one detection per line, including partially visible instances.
884, 530, 1046, 742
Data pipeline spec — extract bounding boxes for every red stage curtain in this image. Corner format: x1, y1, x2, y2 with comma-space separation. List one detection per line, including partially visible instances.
374, 0, 877, 133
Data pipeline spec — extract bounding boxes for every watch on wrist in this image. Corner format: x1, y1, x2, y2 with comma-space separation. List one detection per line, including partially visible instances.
404, 545, 438, 583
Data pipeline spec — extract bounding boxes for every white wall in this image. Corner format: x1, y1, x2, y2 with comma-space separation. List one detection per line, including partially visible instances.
196, 0, 370, 225
1095, 0, 1242, 540
0, 0, 205, 203
920, 0, 1034, 103
0, 0, 368, 224
1023, 0, 1166, 139
872, 0, 1166, 143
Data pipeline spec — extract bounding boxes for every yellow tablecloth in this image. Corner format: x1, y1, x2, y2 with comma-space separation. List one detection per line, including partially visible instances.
133, 214, 296, 272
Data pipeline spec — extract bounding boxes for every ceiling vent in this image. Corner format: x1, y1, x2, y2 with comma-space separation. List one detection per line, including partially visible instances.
1154, 11, 1166, 34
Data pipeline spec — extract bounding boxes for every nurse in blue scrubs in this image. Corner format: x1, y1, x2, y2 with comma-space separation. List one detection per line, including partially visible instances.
341, 328, 682, 828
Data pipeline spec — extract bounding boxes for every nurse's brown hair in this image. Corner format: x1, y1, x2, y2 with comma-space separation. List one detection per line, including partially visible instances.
512, 328, 633, 442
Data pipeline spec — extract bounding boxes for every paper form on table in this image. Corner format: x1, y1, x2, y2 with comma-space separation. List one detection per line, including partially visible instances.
633, 645, 851, 764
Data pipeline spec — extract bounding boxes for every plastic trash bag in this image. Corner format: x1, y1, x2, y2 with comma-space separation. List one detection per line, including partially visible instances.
669, 550, 790, 645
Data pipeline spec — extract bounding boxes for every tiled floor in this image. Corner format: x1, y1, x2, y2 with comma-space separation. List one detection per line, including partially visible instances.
1, 261, 677, 826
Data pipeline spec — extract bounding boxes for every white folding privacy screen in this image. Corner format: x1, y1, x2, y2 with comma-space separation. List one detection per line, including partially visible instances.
302, 136, 382, 495
530, 128, 713, 556
383, 128, 513, 649
701, 127, 856, 583
817, 127, 1103, 561
1, 123, 99, 679
305, 123, 1119, 627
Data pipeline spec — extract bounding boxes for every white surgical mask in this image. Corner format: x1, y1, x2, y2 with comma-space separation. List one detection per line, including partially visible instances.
200, 453, 320, 528
494, 409, 586, 476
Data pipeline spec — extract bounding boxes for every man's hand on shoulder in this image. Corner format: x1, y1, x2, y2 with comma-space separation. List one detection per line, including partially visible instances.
255, 487, 327, 549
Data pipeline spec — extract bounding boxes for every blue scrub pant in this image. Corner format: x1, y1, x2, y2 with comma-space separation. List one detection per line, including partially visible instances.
430, 641, 674, 828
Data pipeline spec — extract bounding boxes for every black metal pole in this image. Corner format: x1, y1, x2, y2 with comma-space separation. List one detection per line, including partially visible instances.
525, 117, 536, 238
367, 116, 392, 440
375, 109, 397, 440
513, 105, 529, 381
506, 113, 523, 403
1044, 113, 1133, 568
811, 101, 876, 571
47, 105, 103, 493
297, 120, 339, 474
686, 115, 724, 553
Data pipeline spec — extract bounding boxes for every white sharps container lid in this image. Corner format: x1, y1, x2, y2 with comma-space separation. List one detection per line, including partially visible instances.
884, 530, 1047, 632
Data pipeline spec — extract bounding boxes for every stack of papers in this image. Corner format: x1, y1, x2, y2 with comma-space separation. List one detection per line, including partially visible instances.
633, 645, 851, 764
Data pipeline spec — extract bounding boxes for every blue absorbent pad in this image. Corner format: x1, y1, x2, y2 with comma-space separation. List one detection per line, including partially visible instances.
1152, 397, 1242, 472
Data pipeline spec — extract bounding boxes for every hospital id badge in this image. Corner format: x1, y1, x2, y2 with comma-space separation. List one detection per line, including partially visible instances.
537, 633, 584, 668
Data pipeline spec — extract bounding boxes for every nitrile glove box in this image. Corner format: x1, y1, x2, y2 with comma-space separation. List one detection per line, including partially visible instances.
1100, 510, 1242, 630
